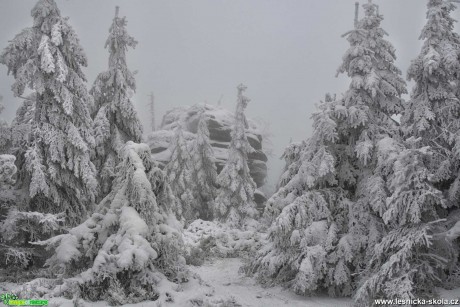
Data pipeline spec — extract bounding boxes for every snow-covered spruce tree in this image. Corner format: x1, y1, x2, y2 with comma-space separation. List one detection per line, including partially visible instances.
251, 1, 407, 296
40, 142, 186, 304
0, 153, 63, 271
262, 140, 305, 225
0, 0, 97, 226
0, 94, 66, 272
164, 125, 196, 223
263, 96, 335, 224
354, 137, 450, 305
401, 0, 460, 212
408, 0, 460, 290
354, 1, 460, 304
191, 110, 218, 220
91, 7, 143, 197
215, 84, 259, 228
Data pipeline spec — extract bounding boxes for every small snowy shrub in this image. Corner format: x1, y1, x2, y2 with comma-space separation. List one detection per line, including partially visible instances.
0, 207, 64, 271
72, 297, 87, 307
184, 219, 265, 259
444, 265, 460, 290
185, 246, 206, 266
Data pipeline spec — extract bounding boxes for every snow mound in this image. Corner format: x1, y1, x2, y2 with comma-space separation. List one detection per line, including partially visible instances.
184, 220, 266, 259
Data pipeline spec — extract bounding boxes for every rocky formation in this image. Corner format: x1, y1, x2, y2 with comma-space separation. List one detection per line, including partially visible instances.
147, 104, 268, 206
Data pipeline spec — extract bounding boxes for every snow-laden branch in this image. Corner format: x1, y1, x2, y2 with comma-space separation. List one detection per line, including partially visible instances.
0, 154, 17, 186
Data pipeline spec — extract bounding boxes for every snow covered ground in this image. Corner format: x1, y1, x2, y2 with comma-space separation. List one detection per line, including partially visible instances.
189, 258, 353, 307
0, 258, 354, 306
2, 257, 460, 306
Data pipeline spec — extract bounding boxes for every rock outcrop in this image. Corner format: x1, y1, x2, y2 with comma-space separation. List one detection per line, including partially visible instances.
147, 104, 268, 206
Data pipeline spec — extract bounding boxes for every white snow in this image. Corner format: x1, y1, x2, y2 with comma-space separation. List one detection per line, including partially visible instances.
1, 258, 356, 307
5, 267, 456, 306
189, 258, 353, 307
0, 154, 16, 185
184, 219, 264, 257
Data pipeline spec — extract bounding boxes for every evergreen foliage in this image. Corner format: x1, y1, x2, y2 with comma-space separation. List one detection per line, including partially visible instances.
215, 84, 259, 228
0, 155, 16, 187
0, 0, 97, 225
0, 94, 64, 273
355, 0, 460, 303
262, 140, 305, 225
1, 0, 460, 304
40, 142, 186, 304
91, 7, 143, 197
401, 0, 460, 206
164, 125, 196, 223
354, 137, 451, 305
191, 110, 218, 220
252, 1, 407, 296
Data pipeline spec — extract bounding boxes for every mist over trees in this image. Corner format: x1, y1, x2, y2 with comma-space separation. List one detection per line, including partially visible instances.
0, 0, 459, 306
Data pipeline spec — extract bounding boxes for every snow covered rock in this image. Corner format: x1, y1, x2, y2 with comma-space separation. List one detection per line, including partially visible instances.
147, 104, 268, 208
147, 104, 268, 189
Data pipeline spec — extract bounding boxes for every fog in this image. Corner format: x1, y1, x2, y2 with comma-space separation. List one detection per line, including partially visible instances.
0, 0, 452, 190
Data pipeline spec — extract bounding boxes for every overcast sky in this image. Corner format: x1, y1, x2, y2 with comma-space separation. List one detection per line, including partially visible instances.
0, 0, 457, 190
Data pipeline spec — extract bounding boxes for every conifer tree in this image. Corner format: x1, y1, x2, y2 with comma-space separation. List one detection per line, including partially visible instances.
41, 142, 186, 304
401, 0, 460, 205
355, 0, 460, 303
165, 125, 196, 222
262, 140, 304, 224
0, 0, 97, 225
0, 93, 65, 271
191, 110, 218, 220
354, 137, 450, 305
215, 84, 259, 228
92, 7, 143, 196
251, 1, 406, 296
